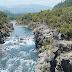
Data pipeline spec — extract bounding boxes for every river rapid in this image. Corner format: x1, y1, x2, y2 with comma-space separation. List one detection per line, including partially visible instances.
0, 21, 37, 72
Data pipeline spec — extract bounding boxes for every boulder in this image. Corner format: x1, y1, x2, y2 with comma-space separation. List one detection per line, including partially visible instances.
20, 37, 24, 40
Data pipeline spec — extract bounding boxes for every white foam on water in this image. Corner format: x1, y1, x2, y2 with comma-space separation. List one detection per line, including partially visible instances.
20, 59, 25, 65
4, 58, 20, 71
24, 59, 36, 65
7, 64, 14, 70
8, 45, 20, 50
33, 50, 37, 52
30, 49, 37, 53
14, 66, 23, 72
0, 70, 9, 72
19, 51, 27, 57
3, 41, 11, 45
0, 53, 36, 72
19, 51, 30, 58
3, 36, 35, 48
6, 57, 17, 64
18, 36, 35, 46
30, 49, 34, 52
1, 45, 20, 53
26, 39, 35, 45
18, 38, 35, 46
0, 27, 36, 72
19, 51, 26, 55
4, 38, 18, 46
25, 53, 30, 56
19, 42, 26, 45
1, 57, 7, 61
14, 70, 22, 72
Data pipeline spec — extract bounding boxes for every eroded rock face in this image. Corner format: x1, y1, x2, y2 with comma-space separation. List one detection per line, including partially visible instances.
36, 39, 72, 72
61, 59, 72, 72
55, 56, 72, 72
51, 40, 72, 72
52, 40, 72, 53
28, 23, 72, 72
0, 23, 13, 44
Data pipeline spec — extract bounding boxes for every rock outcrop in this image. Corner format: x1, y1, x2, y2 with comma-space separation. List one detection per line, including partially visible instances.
52, 40, 72, 72
0, 22, 14, 44
28, 23, 72, 72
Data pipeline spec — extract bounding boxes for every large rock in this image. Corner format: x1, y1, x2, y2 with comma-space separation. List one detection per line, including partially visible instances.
52, 40, 72, 53
28, 22, 72, 72
0, 36, 4, 44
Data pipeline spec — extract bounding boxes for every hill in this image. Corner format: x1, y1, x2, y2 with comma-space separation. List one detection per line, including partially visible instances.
0, 4, 52, 15
17, 6, 72, 37
54, 0, 72, 8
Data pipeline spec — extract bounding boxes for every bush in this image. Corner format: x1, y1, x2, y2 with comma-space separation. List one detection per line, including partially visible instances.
42, 65, 47, 72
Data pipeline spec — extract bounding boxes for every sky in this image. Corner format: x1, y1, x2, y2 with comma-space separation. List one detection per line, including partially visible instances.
0, 0, 63, 7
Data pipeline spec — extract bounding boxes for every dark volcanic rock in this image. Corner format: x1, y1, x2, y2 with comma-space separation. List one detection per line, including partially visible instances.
0, 23, 13, 44
28, 22, 72, 72
0, 36, 5, 44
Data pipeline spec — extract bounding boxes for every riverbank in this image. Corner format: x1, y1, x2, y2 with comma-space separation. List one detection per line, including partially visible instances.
28, 22, 55, 72
0, 22, 14, 44
0, 11, 14, 44
27, 22, 72, 72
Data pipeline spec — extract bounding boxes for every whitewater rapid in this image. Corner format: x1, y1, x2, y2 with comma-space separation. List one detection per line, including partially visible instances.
0, 21, 37, 72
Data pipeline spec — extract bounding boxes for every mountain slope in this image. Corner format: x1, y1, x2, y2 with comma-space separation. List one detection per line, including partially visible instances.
54, 0, 72, 8
17, 6, 72, 37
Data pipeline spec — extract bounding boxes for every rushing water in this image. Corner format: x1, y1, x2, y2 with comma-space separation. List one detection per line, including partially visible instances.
0, 21, 37, 72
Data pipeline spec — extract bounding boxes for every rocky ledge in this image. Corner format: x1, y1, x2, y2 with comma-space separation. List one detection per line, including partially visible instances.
28, 22, 72, 72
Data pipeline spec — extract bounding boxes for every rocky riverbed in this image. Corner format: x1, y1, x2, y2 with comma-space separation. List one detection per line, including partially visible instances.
28, 22, 72, 72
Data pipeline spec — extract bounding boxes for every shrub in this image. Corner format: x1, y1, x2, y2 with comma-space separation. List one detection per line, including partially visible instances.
42, 65, 47, 72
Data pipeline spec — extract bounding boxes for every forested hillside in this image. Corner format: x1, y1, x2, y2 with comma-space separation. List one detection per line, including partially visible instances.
17, 7, 72, 37
54, 0, 72, 8
0, 11, 14, 43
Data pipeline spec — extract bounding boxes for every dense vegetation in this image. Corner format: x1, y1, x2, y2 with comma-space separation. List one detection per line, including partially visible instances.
54, 0, 72, 8
0, 11, 7, 25
17, 6, 72, 37
0, 11, 13, 33
0, 11, 13, 43
3, 10, 24, 20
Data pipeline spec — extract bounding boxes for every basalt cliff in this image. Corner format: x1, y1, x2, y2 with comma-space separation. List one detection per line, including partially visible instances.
28, 23, 72, 72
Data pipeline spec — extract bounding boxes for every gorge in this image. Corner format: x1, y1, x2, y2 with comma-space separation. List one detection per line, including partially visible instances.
0, 21, 37, 72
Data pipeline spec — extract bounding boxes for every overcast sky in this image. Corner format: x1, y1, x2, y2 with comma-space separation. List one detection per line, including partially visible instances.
0, 0, 63, 7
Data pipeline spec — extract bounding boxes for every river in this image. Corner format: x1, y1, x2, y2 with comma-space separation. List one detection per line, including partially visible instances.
0, 21, 37, 72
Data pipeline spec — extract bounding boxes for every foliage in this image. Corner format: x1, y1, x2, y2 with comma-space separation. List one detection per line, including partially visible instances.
8, 16, 17, 20
54, 0, 72, 9
0, 11, 13, 39
17, 6, 72, 37
42, 65, 47, 72
0, 11, 7, 25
